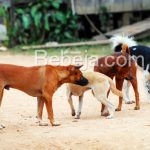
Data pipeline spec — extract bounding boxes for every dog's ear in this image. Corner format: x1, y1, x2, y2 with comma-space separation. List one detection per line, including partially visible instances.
67, 65, 83, 72
67, 65, 76, 72
75, 65, 83, 69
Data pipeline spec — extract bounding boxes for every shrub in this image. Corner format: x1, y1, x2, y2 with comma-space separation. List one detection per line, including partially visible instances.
8, 0, 79, 45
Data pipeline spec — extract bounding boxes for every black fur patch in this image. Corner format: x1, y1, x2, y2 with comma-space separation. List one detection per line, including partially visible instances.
129, 45, 150, 72
75, 76, 88, 86
4, 85, 10, 90
115, 44, 150, 73
114, 44, 122, 52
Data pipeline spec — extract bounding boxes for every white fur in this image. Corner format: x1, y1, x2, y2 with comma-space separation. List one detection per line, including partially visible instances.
0, 124, 5, 129
143, 67, 150, 103
110, 35, 137, 50
123, 81, 131, 103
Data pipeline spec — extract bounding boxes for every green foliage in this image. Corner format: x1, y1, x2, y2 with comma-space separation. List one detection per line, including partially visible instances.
0, 6, 6, 17
8, 0, 79, 45
99, 6, 108, 31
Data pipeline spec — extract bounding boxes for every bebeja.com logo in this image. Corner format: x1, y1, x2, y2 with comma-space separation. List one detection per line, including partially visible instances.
34, 49, 144, 70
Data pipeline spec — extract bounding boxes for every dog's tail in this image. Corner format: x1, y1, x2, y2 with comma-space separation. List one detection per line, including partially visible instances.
122, 44, 130, 55
0, 90, 4, 107
108, 79, 123, 97
0, 97, 2, 106
110, 35, 137, 52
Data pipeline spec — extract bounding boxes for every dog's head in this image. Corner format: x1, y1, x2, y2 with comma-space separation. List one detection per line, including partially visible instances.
66, 65, 88, 86
57, 65, 88, 86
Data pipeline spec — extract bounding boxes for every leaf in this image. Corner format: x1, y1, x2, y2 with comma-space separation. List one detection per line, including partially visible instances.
13, 21, 19, 36
0, 7, 6, 17
54, 28, 61, 34
64, 32, 73, 39
55, 12, 67, 24
22, 14, 30, 29
51, 1, 61, 9
31, 5, 38, 18
16, 8, 24, 15
43, 1, 50, 7
44, 15, 50, 31
34, 12, 42, 27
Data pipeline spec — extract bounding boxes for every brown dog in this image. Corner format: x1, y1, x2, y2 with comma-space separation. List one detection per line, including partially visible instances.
0, 64, 88, 128
94, 52, 140, 113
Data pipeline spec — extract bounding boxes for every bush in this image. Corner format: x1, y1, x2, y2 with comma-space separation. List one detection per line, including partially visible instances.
8, 0, 79, 45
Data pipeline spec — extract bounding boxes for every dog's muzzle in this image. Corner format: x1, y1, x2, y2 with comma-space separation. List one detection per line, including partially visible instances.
75, 76, 89, 86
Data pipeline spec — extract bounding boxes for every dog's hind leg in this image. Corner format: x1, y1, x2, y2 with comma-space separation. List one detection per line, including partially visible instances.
96, 96, 115, 119
93, 83, 115, 119
37, 97, 48, 126
130, 79, 140, 110
75, 95, 83, 119
115, 77, 124, 111
101, 105, 109, 116
101, 89, 110, 116
102, 98, 115, 119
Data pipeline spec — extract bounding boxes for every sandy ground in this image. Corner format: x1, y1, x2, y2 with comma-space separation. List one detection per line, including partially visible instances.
0, 54, 150, 150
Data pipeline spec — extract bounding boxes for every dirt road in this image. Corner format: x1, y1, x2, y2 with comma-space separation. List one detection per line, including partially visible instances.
0, 55, 150, 150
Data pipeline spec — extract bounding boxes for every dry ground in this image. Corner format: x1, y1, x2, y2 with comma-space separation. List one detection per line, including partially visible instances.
0, 55, 150, 150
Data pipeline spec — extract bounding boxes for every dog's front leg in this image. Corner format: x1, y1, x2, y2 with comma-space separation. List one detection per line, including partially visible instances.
37, 97, 48, 126
44, 97, 60, 126
75, 95, 83, 119
67, 94, 76, 116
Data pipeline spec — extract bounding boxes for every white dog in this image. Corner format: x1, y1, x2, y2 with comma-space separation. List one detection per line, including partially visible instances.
66, 71, 123, 119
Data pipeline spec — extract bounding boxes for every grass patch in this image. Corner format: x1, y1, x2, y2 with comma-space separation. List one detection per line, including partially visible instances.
8, 44, 112, 56
4, 38, 150, 56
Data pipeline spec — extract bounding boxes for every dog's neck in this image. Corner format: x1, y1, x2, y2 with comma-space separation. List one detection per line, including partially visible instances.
55, 68, 69, 86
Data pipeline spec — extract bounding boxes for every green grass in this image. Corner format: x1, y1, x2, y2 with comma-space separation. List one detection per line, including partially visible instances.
138, 38, 150, 46
4, 38, 150, 56
8, 44, 112, 56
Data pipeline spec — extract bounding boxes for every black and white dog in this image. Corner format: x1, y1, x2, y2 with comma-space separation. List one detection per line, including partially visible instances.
111, 35, 150, 101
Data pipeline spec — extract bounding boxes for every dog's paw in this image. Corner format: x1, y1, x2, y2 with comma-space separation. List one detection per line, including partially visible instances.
0, 124, 5, 129
101, 112, 109, 117
52, 121, 61, 126
115, 108, 121, 111
106, 115, 113, 119
75, 115, 80, 119
134, 106, 140, 110
39, 121, 48, 126
125, 101, 135, 104
72, 111, 76, 116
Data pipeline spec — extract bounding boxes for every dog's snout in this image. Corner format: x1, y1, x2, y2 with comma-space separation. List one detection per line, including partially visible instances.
80, 76, 83, 80
75, 76, 88, 86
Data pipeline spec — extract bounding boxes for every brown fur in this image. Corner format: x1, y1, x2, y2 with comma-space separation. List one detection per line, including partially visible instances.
0, 64, 88, 127
94, 52, 140, 112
